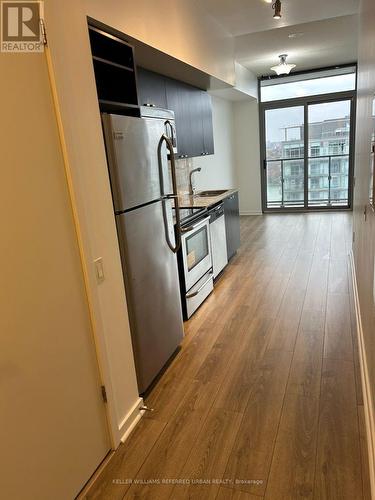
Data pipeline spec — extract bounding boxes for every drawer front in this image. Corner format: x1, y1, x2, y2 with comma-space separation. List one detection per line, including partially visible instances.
186, 271, 213, 318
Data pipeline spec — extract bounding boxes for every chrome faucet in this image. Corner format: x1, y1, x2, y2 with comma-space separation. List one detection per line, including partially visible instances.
189, 167, 201, 196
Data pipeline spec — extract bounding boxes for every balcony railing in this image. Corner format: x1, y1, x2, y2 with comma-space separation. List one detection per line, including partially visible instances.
266, 154, 349, 208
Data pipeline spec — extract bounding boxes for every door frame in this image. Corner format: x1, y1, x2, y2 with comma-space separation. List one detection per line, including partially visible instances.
259, 90, 357, 213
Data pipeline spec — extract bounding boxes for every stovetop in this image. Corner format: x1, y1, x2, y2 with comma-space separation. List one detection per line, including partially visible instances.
173, 207, 208, 227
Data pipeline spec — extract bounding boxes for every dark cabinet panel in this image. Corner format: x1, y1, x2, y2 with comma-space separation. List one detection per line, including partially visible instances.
224, 192, 240, 260
185, 85, 204, 158
177, 81, 195, 158
166, 78, 191, 158
138, 67, 214, 158
201, 92, 214, 155
137, 67, 167, 109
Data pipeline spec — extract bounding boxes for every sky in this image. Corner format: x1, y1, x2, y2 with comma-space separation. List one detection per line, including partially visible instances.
261, 74, 355, 102
266, 100, 351, 143
263, 72, 354, 143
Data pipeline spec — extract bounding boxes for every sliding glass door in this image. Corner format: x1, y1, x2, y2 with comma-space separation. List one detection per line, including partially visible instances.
265, 106, 305, 208
262, 96, 355, 211
307, 100, 351, 207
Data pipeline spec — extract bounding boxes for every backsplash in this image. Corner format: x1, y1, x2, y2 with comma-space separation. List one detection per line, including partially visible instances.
169, 157, 195, 195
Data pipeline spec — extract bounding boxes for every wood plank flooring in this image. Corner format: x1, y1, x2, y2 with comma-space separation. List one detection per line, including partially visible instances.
84, 213, 371, 500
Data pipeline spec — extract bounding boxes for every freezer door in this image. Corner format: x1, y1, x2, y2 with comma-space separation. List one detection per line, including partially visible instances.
116, 200, 184, 393
102, 114, 171, 212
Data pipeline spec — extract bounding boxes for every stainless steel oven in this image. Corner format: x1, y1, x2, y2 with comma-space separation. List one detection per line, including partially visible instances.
181, 215, 212, 291
177, 212, 214, 319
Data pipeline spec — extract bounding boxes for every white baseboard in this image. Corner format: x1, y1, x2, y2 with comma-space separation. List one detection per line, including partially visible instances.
350, 251, 375, 498
118, 396, 144, 444
239, 211, 263, 216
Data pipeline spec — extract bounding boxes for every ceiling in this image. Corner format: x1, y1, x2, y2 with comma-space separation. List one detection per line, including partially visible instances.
235, 15, 358, 76
201, 0, 359, 76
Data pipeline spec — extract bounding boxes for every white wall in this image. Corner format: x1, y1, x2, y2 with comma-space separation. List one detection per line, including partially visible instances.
0, 49, 110, 499
86, 0, 235, 86
193, 96, 237, 190
193, 96, 263, 215
353, 0, 375, 487
233, 100, 263, 215
233, 62, 258, 99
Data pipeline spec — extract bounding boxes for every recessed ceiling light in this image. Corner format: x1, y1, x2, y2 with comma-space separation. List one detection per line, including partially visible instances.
288, 32, 304, 39
264, 0, 272, 3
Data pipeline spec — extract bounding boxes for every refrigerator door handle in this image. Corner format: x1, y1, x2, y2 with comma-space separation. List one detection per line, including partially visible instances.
164, 120, 175, 148
158, 134, 181, 253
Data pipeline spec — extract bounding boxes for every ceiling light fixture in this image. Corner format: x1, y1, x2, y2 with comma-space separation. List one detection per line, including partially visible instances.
270, 54, 296, 75
264, 0, 272, 3
272, 0, 282, 19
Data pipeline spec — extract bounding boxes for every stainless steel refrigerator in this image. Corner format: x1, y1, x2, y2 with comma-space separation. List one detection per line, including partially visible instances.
102, 109, 183, 394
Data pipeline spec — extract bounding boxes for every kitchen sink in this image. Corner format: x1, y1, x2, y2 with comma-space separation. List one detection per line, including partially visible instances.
196, 189, 228, 197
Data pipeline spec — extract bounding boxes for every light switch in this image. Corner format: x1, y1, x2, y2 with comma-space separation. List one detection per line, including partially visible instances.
94, 258, 105, 283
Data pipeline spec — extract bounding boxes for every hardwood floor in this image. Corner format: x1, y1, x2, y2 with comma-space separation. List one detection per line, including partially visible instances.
84, 213, 371, 500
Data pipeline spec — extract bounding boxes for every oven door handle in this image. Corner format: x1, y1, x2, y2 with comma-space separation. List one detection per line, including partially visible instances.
186, 271, 213, 299
181, 216, 211, 233
158, 134, 181, 253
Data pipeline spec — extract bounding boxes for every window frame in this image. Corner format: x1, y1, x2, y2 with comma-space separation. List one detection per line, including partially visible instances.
259, 87, 357, 213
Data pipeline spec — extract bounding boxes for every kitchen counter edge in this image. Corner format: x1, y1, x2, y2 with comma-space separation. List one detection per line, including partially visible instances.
178, 189, 238, 209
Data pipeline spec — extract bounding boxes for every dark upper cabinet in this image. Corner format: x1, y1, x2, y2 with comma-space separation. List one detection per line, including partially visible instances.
137, 67, 214, 158
166, 78, 194, 159
137, 67, 167, 109
201, 92, 214, 155
223, 192, 240, 260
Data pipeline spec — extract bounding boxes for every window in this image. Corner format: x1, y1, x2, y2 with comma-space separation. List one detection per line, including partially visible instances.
331, 161, 341, 174
329, 141, 347, 155
284, 146, 304, 158
261, 69, 355, 210
290, 165, 303, 176
286, 126, 301, 141
260, 66, 356, 103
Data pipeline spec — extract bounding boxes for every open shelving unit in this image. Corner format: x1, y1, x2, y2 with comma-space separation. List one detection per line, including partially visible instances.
88, 24, 140, 117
